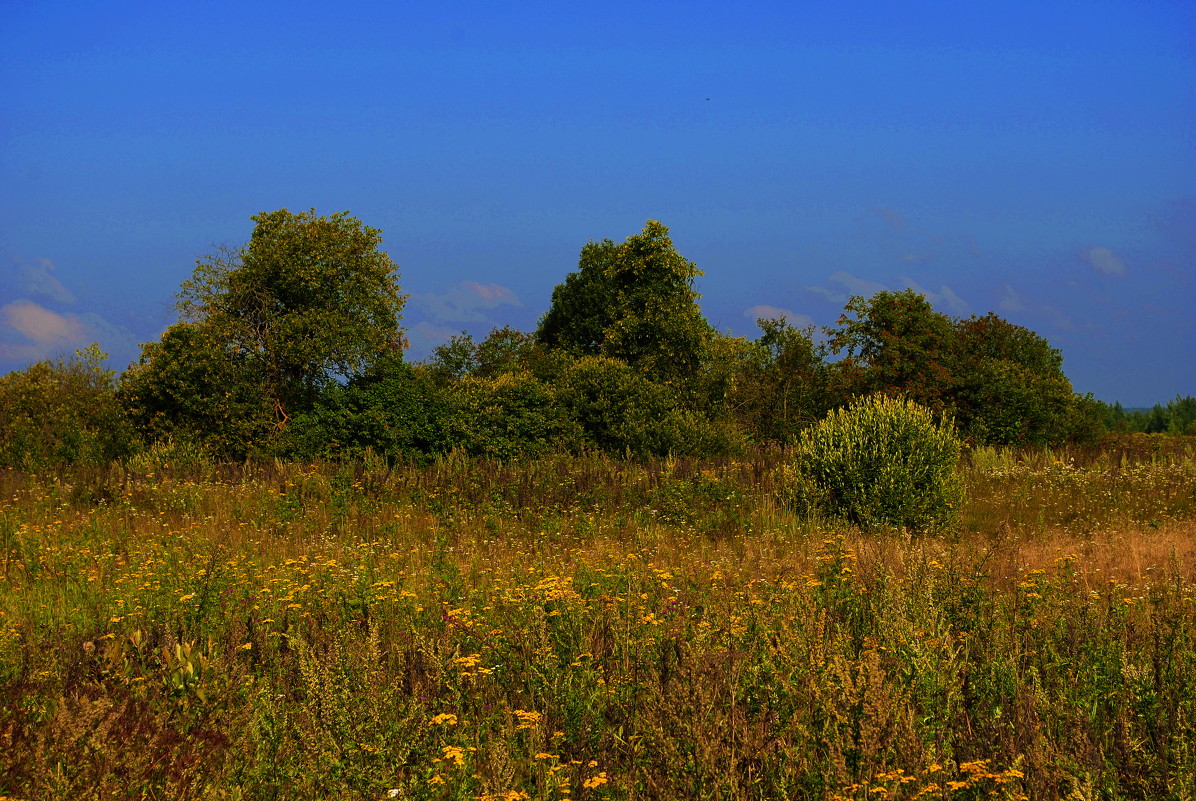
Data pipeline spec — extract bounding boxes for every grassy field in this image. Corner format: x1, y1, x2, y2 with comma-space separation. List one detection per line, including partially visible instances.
2, 437, 1195, 800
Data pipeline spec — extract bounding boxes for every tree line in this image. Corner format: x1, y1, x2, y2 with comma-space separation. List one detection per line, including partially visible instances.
0, 209, 1181, 469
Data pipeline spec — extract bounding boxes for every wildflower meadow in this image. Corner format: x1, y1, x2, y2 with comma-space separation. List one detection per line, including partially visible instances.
2, 437, 1195, 799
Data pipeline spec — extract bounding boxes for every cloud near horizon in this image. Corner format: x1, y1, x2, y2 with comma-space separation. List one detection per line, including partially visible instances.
23, 257, 78, 303
2, 300, 87, 347
999, 284, 1074, 332
902, 278, 972, 317
409, 280, 522, 324
0, 299, 139, 370
3, 255, 79, 305
804, 271, 972, 317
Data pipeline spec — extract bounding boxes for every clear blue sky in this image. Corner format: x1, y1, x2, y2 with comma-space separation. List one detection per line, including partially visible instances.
2, 0, 1193, 406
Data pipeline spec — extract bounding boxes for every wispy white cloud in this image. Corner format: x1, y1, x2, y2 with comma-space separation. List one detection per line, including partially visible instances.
901, 278, 972, 317
830, 270, 889, 297
999, 284, 1026, 313
410, 280, 522, 324
804, 270, 889, 305
743, 305, 814, 328
1082, 246, 1126, 276
936, 285, 972, 317
0, 300, 136, 367
998, 284, 1073, 331
15, 256, 78, 303
1, 300, 87, 347
805, 272, 971, 317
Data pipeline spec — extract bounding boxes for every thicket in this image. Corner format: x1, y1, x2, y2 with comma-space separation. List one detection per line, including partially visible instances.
0, 344, 135, 469
0, 211, 1181, 471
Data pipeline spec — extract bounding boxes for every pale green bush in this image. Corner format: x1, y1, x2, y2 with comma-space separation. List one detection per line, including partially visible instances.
782, 394, 964, 531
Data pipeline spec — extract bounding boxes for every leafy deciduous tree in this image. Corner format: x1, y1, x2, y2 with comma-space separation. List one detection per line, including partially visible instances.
177, 208, 407, 427
554, 356, 740, 457
536, 220, 711, 384
282, 354, 447, 463
723, 318, 830, 445
952, 313, 1075, 445
826, 290, 957, 410
120, 322, 274, 457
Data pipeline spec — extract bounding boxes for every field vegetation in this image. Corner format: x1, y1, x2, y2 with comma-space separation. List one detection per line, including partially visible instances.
2, 436, 1195, 800
3, 210, 1195, 798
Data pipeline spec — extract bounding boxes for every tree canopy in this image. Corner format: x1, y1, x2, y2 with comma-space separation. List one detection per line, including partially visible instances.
125, 208, 406, 456
177, 208, 407, 426
536, 220, 711, 383
4, 212, 1161, 466
824, 291, 1080, 445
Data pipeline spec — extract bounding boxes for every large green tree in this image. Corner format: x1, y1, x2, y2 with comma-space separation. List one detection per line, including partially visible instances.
536, 220, 711, 383
825, 289, 957, 410
126, 209, 406, 455
176, 208, 407, 428
825, 291, 1083, 445
951, 313, 1076, 445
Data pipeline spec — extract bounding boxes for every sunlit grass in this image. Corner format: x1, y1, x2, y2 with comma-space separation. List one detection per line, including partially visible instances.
1, 440, 1195, 799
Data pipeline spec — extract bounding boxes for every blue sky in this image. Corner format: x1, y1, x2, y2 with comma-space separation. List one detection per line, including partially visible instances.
2, 0, 1193, 406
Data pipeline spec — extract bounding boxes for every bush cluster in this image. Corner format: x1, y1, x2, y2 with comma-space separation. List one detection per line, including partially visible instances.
0, 213, 1167, 473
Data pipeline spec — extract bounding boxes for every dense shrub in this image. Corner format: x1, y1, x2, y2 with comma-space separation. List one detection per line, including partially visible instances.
0, 344, 135, 468
782, 393, 964, 531
555, 356, 742, 457
442, 372, 581, 461
282, 357, 448, 463
120, 322, 274, 459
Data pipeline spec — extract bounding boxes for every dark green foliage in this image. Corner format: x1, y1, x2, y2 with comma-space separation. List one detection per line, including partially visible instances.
955, 311, 1063, 374
1120, 396, 1196, 435
13, 214, 1171, 469
826, 294, 1089, 446
0, 344, 135, 468
1064, 392, 1109, 445
425, 326, 543, 387
535, 246, 611, 355
826, 289, 957, 410
536, 220, 712, 384
282, 356, 448, 463
424, 331, 479, 386
555, 356, 741, 457
441, 372, 581, 461
122, 208, 406, 457
176, 209, 407, 426
783, 394, 964, 531
952, 358, 1074, 446
952, 313, 1076, 445
472, 326, 539, 378
719, 318, 830, 445
121, 322, 274, 458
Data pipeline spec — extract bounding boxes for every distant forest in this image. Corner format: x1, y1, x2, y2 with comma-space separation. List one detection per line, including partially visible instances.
1102, 398, 1196, 436
1, 210, 1192, 469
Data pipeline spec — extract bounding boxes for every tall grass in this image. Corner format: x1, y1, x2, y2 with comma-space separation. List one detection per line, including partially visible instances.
1, 439, 1195, 799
